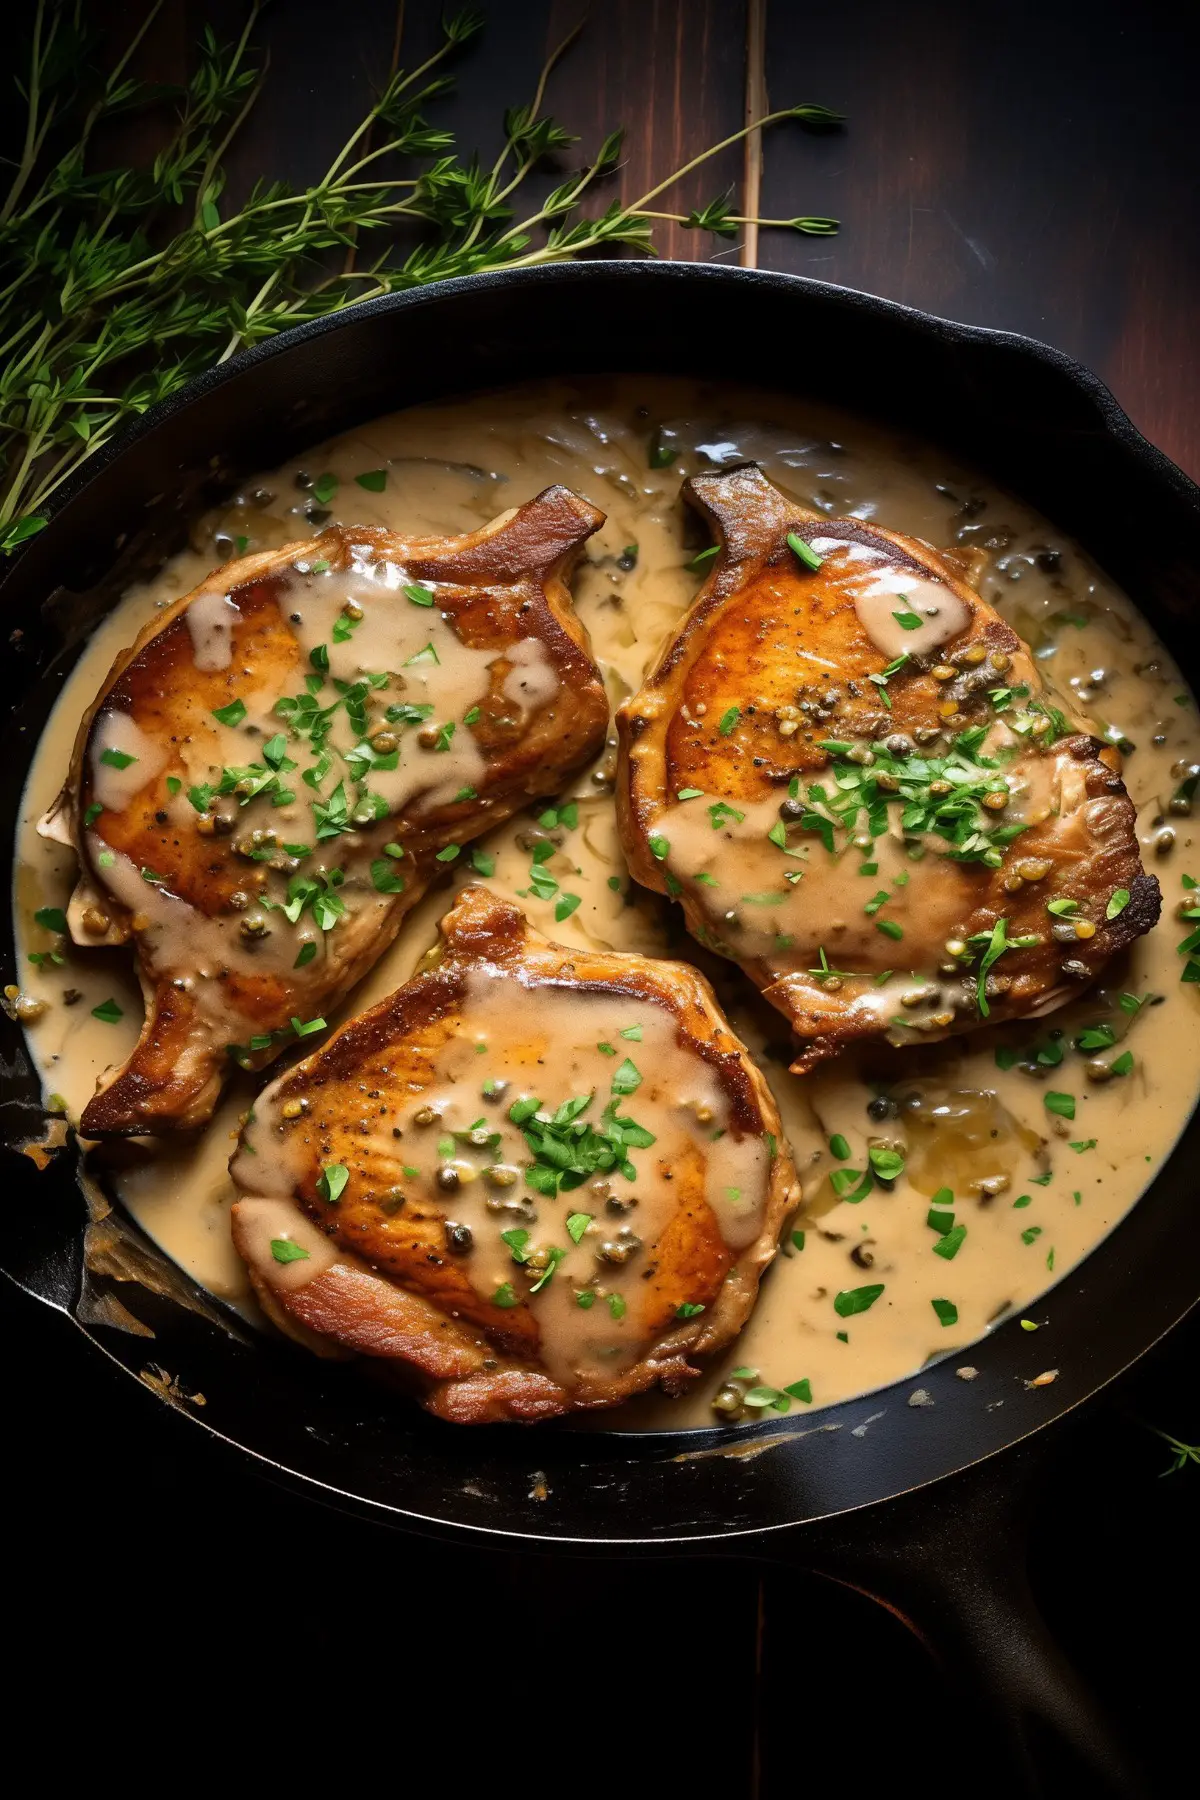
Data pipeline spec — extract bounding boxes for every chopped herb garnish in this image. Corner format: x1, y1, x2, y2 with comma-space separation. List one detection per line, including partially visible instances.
931, 1298, 958, 1327
1045, 1091, 1076, 1120
708, 801, 745, 830
892, 608, 923, 631
91, 998, 123, 1024
829, 1133, 850, 1160
1110, 1051, 1134, 1076
676, 1302, 705, 1318
34, 907, 68, 933
1106, 888, 1130, 920
492, 1282, 518, 1309
834, 1283, 884, 1317
270, 1238, 311, 1264
211, 698, 247, 727
99, 746, 136, 770
868, 1145, 905, 1181
294, 941, 317, 968
876, 919, 904, 941
555, 893, 582, 922
688, 546, 719, 572
648, 431, 676, 469
435, 844, 461, 862
566, 1212, 592, 1245
317, 1162, 348, 1204
608, 1293, 627, 1320
933, 1224, 967, 1260
677, 787, 704, 801
470, 848, 495, 877
716, 706, 741, 737
369, 859, 405, 895
355, 468, 388, 491
648, 833, 670, 861
786, 530, 823, 572
612, 1057, 642, 1095
500, 1228, 531, 1264
404, 582, 435, 607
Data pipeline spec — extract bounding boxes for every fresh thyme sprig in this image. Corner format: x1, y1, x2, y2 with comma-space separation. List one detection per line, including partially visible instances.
1148, 1426, 1200, 1476
0, 2, 841, 552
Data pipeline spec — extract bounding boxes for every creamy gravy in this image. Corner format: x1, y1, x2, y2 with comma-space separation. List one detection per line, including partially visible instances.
13, 375, 1200, 1428
234, 971, 771, 1390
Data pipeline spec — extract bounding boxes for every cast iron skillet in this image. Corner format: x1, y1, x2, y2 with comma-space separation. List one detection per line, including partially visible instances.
3, 262, 1197, 1792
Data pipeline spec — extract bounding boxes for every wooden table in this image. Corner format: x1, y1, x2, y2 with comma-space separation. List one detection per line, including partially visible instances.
11, 3, 1199, 1791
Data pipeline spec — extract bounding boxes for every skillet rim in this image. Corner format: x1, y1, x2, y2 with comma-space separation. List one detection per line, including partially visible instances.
3, 258, 1199, 1545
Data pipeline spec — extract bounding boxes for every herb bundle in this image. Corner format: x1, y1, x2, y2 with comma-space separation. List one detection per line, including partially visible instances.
0, 2, 840, 552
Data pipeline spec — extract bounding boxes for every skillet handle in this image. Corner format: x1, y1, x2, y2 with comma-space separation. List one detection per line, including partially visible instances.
775, 1442, 1147, 1798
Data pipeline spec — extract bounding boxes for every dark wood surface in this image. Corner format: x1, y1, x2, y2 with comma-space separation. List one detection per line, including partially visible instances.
9, 4, 1200, 1791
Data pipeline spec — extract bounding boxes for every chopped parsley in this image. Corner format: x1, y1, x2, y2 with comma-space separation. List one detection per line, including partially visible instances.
355, 468, 388, 491
931, 1298, 958, 1327
512, 1090, 655, 1197
717, 706, 741, 737
99, 747, 136, 770
796, 731, 1027, 875
211, 698, 247, 727
786, 530, 823, 572
317, 1163, 348, 1204
933, 1224, 967, 1260
270, 1238, 311, 1264
91, 998, 123, 1024
1045, 1091, 1076, 1120
834, 1284, 884, 1317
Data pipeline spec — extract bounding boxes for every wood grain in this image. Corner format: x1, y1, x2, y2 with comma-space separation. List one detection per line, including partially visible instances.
759, 0, 1200, 478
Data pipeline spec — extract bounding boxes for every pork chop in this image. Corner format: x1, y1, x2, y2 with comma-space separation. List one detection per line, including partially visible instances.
43, 488, 609, 1134
617, 464, 1159, 1070
229, 884, 797, 1424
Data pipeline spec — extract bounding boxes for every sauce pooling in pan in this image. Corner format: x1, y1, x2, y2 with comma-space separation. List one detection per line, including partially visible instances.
13, 376, 1200, 1427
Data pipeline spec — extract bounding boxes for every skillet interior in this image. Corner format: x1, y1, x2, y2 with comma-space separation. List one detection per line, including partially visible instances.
2, 261, 1199, 1545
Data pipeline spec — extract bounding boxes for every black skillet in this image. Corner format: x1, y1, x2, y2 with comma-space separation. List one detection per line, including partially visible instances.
3, 262, 1197, 1793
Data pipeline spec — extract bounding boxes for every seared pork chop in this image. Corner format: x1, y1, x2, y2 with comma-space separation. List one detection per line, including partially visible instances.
44, 488, 609, 1134
618, 464, 1158, 1070
229, 884, 796, 1424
